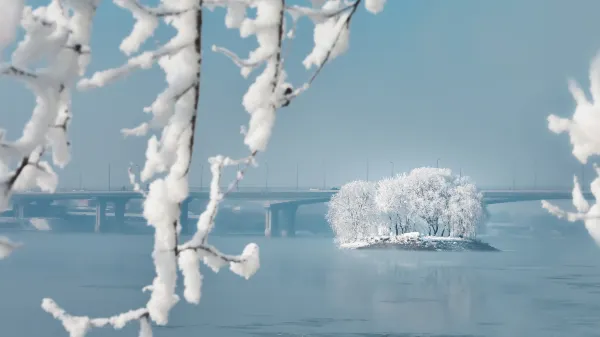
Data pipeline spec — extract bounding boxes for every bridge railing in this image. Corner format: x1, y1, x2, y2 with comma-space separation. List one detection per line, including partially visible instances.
51, 186, 339, 193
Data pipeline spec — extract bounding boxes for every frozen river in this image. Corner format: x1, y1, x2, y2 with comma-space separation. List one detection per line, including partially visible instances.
1, 229, 600, 336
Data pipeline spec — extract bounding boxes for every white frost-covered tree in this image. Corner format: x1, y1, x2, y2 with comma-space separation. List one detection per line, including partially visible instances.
0, 0, 99, 258
326, 180, 380, 244
401, 167, 454, 236
375, 176, 412, 235
542, 55, 600, 244
328, 168, 484, 244
7, 0, 388, 336
392, 168, 482, 238
441, 177, 483, 238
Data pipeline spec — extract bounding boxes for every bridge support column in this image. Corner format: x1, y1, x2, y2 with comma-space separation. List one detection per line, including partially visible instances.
114, 200, 127, 225
14, 202, 26, 223
281, 205, 298, 237
265, 207, 280, 237
179, 200, 190, 235
95, 200, 107, 233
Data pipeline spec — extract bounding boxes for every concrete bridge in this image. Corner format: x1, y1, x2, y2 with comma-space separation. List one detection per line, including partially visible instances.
8, 189, 594, 237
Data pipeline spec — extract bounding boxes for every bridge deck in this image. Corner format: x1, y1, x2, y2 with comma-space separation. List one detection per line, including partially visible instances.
9, 189, 594, 205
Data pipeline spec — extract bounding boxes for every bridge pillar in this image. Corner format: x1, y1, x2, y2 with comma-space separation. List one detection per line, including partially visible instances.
265, 207, 280, 237
179, 200, 190, 235
281, 205, 298, 237
95, 199, 107, 233
14, 202, 26, 223
113, 200, 127, 225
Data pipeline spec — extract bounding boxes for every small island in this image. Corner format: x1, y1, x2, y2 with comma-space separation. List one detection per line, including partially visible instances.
327, 167, 499, 252
340, 232, 499, 252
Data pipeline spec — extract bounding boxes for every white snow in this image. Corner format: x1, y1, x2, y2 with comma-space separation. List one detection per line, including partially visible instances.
303, 0, 351, 70
328, 168, 484, 245
339, 232, 470, 250
365, 0, 386, 14
543, 54, 600, 246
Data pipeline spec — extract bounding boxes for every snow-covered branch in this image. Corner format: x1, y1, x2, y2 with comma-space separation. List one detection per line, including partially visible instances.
544, 54, 600, 245
0, 0, 98, 257
43, 0, 385, 335
42, 298, 150, 337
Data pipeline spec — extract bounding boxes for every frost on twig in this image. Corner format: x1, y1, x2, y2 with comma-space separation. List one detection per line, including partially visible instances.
544, 54, 600, 245
42, 298, 150, 337
43, 0, 385, 335
0, 0, 98, 256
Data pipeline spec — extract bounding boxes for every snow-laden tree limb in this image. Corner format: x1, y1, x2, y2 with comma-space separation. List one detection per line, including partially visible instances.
544, 54, 600, 245
542, 166, 600, 243
0, 0, 98, 257
42, 298, 150, 337
44, 0, 385, 335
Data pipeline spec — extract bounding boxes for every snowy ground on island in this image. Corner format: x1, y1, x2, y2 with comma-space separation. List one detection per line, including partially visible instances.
340, 232, 499, 251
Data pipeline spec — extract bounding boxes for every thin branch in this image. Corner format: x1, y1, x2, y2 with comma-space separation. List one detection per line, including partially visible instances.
78, 40, 194, 90
211, 45, 274, 73
306, 0, 361, 85
178, 243, 246, 263
0, 65, 38, 79
285, 2, 358, 21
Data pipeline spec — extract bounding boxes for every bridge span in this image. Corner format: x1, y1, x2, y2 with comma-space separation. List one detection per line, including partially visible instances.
7, 189, 594, 237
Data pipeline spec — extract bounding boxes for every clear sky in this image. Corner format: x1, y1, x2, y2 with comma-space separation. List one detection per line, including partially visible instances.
2, 0, 600, 190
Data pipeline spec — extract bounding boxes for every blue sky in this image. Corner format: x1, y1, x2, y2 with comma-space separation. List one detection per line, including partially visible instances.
2, 0, 600, 190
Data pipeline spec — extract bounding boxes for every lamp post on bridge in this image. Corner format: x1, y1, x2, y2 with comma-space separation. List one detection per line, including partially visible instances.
512, 163, 516, 190
436, 158, 440, 169
108, 164, 111, 191
296, 163, 299, 191
200, 164, 203, 190
322, 160, 327, 189
533, 159, 537, 190
265, 161, 269, 191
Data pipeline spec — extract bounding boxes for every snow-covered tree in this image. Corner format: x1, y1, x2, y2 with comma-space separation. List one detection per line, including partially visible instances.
442, 177, 483, 238
375, 176, 412, 235
542, 55, 600, 245
4, 0, 390, 336
401, 167, 455, 236
396, 168, 483, 237
328, 168, 485, 244
326, 180, 380, 243
0, 0, 99, 258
